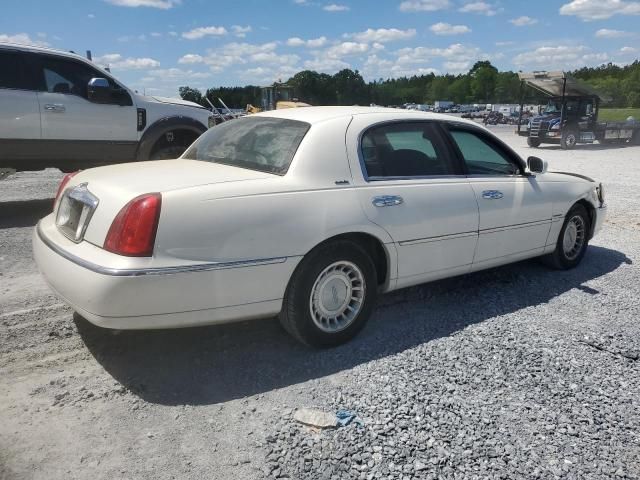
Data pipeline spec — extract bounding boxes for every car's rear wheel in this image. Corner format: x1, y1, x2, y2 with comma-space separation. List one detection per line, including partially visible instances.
279, 240, 377, 347
543, 204, 590, 270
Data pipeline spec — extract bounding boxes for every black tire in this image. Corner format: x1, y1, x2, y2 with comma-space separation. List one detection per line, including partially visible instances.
149, 145, 189, 160
527, 137, 541, 148
561, 129, 578, 150
543, 204, 590, 270
279, 240, 378, 348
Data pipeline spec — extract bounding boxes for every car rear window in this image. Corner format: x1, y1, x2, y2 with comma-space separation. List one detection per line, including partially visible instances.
183, 117, 310, 175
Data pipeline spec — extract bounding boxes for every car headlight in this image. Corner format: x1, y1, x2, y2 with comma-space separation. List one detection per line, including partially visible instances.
550, 123, 560, 130
596, 182, 605, 205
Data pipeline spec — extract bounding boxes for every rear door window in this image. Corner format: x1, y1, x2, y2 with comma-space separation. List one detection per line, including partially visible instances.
0, 50, 40, 90
360, 122, 456, 178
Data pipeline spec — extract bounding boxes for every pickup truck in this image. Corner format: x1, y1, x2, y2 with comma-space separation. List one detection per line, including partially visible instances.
0, 43, 213, 171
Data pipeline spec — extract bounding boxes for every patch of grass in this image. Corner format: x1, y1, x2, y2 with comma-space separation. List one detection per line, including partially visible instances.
599, 108, 640, 122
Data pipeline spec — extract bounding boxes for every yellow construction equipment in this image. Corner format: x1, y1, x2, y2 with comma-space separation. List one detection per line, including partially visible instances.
246, 82, 310, 113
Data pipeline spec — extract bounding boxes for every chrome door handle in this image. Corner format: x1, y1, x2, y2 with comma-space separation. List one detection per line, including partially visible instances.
44, 104, 66, 113
372, 195, 403, 207
482, 190, 504, 200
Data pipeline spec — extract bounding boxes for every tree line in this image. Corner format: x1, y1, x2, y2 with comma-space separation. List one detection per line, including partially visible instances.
179, 60, 640, 109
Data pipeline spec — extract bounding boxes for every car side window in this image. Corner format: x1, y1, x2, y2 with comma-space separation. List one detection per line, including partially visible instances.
361, 122, 455, 178
449, 129, 520, 176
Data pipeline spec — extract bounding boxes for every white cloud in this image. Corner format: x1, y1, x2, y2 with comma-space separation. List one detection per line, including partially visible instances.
303, 57, 350, 72
0, 33, 49, 46
429, 22, 471, 35
395, 43, 480, 65
323, 3, 350, 11
147, 68, 211, 80
231, 25, 252, 38
178, 53, 204, 64
510, 16, 538, 26
151, 32, 162, 37
458, 1, 498, 15
349, 28, 416, 43
174, 42, 291, 74
93, 53, 160, 70
88, 13, 96, 18
399, 0, 450, 12
443, 61, 471, 72
104, 0, 180, 9
595, 28, 632, 38
326, 41, 369, 58
559, 0, 640, 20
362, 54, 440, 79
620, 46, 638, 53
168, 31, 178, 37
512, 45, 612, 69
286, 36, 328, 47
182, 26, 228, 40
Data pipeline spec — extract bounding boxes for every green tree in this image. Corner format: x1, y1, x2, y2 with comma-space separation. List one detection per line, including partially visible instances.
178, 86, 204, 106
470, 61, 498, 103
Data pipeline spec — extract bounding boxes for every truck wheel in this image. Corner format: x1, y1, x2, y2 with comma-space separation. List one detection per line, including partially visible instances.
561, 130, 578, 150
149, 145, 188, 160
527, 137, 541, 148
279, 240, 377, 348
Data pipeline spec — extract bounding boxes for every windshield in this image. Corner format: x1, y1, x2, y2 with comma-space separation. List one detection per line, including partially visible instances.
183, 117, 310, 175
544, 101, 562, 114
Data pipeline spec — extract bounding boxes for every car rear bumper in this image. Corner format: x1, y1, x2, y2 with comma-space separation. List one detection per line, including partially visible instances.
33, 219, 300, 329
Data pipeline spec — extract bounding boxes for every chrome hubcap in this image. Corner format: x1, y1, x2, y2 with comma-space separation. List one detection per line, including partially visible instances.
563, 215, 585, 260
310, 261, 365, 333
566, 134, 576, 147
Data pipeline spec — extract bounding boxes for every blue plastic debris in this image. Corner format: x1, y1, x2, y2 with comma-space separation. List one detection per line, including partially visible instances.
336, 409, 364, 427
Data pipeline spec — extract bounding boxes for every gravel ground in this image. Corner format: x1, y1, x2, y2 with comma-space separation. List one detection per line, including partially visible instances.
1, 127, 638, 480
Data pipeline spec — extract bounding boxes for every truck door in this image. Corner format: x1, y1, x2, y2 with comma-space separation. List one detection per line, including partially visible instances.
33, 53, 139, 163
0, 49, 41, 166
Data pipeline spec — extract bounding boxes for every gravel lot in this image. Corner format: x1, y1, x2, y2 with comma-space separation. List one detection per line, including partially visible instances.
1, 126, 638, 480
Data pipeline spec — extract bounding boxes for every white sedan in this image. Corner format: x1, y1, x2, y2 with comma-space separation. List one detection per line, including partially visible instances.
33, 107, 606, 347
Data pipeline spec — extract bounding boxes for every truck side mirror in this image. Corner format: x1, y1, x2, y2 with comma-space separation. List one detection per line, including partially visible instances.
527, 156, 547, 174
87, 78, 111, 103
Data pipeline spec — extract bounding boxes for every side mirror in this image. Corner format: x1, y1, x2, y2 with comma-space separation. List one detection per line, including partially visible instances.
527, 156, 547, 174
87, 77, 111, 103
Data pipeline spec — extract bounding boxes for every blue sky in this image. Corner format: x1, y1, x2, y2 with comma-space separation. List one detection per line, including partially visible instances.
2, 0, 639, 97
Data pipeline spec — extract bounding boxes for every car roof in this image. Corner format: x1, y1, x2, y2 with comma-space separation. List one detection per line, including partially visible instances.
0, 42, 89, 62
253, 105, 481, 128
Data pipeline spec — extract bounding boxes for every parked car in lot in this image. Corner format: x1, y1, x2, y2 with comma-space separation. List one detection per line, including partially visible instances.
0, 43, 213, 171
33, 107, 607, 347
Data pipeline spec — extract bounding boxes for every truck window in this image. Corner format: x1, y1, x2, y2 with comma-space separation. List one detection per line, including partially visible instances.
0, 51, 40, 90
40, 57, 99, 98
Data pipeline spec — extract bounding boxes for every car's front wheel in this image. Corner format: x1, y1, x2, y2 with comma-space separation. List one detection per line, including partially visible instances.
543, 204, 590, 269
527, 137, 541, 148
279, 240, 377, 347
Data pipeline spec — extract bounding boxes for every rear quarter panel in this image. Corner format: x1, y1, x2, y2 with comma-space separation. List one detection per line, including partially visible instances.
153, 115, 396, 281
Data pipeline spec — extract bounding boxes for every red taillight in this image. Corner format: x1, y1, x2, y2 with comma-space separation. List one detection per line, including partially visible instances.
104, 193, 162, 257
54, 171, 79, 207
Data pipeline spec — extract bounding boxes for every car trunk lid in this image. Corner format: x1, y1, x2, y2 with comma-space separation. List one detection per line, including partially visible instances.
57, 160, 273, 247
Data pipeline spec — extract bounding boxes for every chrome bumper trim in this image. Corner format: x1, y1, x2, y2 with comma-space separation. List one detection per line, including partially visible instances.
36, 222, 287, 277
